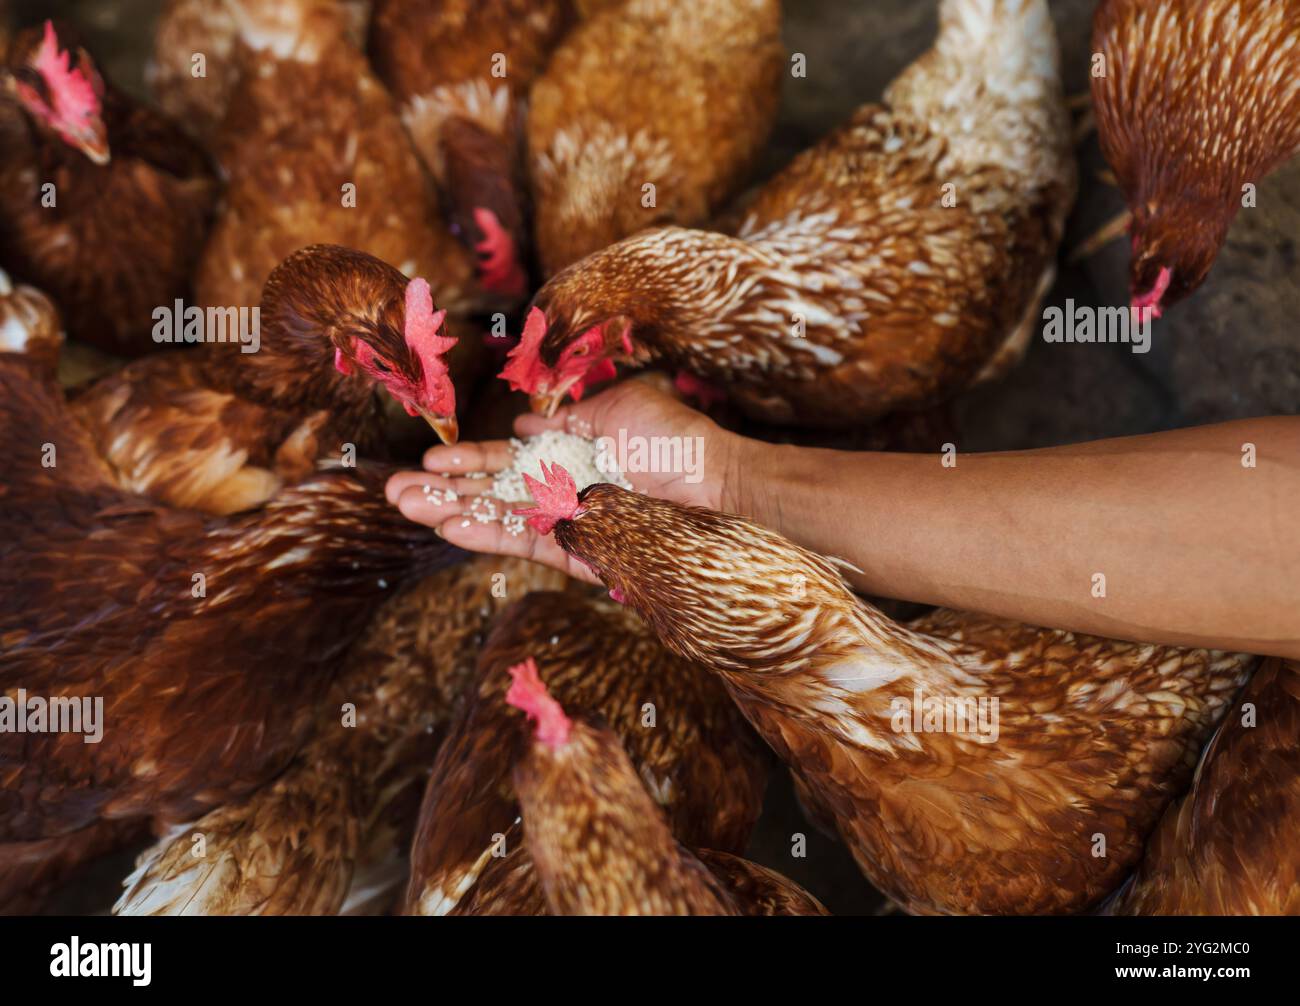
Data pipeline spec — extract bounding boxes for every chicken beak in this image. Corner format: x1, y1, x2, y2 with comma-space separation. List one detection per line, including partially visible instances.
72, 123, 111, 166
530, 391, 564, 418
80, 139, 111, 166
419, 409, 459, 445
529, 375, 582, 418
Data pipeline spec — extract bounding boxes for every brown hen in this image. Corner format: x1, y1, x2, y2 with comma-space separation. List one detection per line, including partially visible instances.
0, 353, 461, 854
114, 555, 567, 916
521, 469, 1258, 914
526, 0, 784, 276
1108, 658, 1300, 915
497, 660, 827, 916
69, 245, 466, 516
192, 0, 482, 321
0, 20, 217, 357
1091, 0, 1300, 314
505, 0, 1075, 426
449, 829, 826, 917
369, 0, 576, 299
403, 589, 766, 914
149, 0, 372, 146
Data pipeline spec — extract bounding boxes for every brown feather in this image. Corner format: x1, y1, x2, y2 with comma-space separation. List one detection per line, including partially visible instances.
0, 22, 217, 357
192, 1, 482, 320
369, 0, 574, 283
1092, 0, 1300, 306
0, 356, 460, 846
446, 793, 828, 915
0, 268, 63, 385
114, 556, 567, 915
1109, 658, 1300, 915
546, 483, 1257, 914
526, 0, 784, 276
528, 0, 1074, 425
403, 589, 766, 914
69, 245, 469, 516
150, 0, 373, 146
515, 717, 742, 915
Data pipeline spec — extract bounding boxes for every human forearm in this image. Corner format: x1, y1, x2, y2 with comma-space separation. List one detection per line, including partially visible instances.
727, 418, 1300, 658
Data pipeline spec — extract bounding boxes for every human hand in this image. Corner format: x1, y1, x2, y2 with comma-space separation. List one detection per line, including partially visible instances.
385, 374, 746, 583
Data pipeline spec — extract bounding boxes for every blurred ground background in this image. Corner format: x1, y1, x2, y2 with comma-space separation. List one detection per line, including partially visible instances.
11, 0, 1297, 915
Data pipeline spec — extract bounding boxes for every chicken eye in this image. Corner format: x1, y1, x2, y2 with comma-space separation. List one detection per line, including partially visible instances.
371, 358, 391, 374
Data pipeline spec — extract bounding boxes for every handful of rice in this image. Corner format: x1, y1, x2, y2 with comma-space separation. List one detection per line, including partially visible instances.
450, 429, 631, 537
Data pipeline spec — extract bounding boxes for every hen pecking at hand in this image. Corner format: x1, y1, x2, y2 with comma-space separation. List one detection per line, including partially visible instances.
403, 589, 766, 915
369, 0, 576, 299
0, 20, 217, 357
525, 0, 784, 277
1091, 0, 1300, 316
500, 659, 827, 916
515, 464, 1259, 914
70, 245, 464, 516
0, 351, 461, 857
503, 0, 1075, 426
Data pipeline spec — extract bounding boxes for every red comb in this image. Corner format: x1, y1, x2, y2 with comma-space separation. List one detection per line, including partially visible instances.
404, 278, 456, 411
505, 657, 571, 750
473, 208, 527, 298
500, 306, 549, 393
512, 461, 579, 535
34, 21, 99, 126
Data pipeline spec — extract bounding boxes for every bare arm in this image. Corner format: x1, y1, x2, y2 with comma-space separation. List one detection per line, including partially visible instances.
729, 416, 1300, 659
387, 379, 1300, 659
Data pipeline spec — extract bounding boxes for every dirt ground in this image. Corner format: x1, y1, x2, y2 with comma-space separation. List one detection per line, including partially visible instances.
11, 0, 1297, 915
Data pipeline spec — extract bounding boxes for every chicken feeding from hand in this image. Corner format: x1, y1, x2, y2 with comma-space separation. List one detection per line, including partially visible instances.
0, 20, 217, 357
191, 0, 483, 321
525, 0, 784, 277
503, 0, 1075, 426
1107, 658, 1300, 916
404, 589, 766, 915
504, 659, 827, 916
114, 555, 567, 916
1091, 0, 1300, 316
0, 351, 461, 853
517, 465, 1259, 914
70, 245, 464, 516
369, 0, 576, 300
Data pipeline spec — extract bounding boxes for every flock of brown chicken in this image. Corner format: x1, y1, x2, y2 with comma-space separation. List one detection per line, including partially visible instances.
0, 0, 1297, 916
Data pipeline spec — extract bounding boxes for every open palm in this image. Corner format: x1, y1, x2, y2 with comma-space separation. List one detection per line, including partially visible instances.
385, 375, 740, 583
